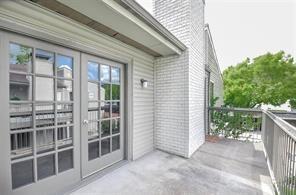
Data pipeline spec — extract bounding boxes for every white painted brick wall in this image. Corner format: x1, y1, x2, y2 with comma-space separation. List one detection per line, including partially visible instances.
188, 0, 206, 156
154, 0, 191, 46
154, 0, 205, 157
154, 51, 189, 157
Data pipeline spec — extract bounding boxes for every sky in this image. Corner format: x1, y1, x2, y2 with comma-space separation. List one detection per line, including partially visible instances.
136, 0, 296, 71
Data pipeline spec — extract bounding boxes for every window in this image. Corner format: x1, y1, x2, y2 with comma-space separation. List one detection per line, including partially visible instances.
87, 62, 121, 161
210, 81, 214, 101
9, 43, 75, 189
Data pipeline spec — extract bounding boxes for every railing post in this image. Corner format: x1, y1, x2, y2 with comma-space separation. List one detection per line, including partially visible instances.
262, 112, 266, 144
207, 107, 211, 135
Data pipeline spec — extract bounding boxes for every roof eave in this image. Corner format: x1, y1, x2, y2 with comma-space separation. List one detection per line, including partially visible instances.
118, 0, 187, 51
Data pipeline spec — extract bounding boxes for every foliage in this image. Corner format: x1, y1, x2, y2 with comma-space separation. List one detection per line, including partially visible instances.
112, 85, 120, 100
102, 85, 119, 100
210, 96, 219, 107
16, 46, 31, 64
223, 51, 296, 108
283, 176, 296, 195
290, 99, 296, 110
211, 110, 261, 139
10, 96, 21, 101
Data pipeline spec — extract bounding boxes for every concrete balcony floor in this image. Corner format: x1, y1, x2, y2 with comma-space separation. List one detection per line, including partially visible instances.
70, 139, 274, 195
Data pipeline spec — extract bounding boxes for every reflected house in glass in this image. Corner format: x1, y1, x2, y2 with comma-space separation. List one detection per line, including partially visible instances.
9, 48, 74, 161
10, 73, 32, 101
57, 67, 73, 101
10, 72, 32, 101
0, 0, 224, 194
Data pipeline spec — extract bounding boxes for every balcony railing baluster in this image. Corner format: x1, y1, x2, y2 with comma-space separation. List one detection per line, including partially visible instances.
209, 107, 296, 195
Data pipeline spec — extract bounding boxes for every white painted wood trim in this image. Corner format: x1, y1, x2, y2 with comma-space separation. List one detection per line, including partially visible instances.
101, 0, 182, 55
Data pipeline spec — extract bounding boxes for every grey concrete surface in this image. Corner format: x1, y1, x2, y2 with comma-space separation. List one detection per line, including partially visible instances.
70, 139, 274, 195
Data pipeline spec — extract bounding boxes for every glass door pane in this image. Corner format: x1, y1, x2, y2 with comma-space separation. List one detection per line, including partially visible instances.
81, 54, 124, 177
8, 42, 76, 190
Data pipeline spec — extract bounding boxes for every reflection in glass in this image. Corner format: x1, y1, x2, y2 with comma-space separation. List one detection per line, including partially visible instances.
10, 104, 33, 131
100, 102, 110, 119
56, 55, 73, 79
58, 126, 73, 149
101, 84, 110, 100
35, 49, 54, 75
10, 132, 33, 159
111, 67, 120, 83
101, 120, 110, 137
57, 79, 73, 101
112, 102, 120, 118
36, 77, 54, 101
112, 135, 120, 151
88, 82, 99, 101
9, 43, 32, 73
100, 65, 110, 82
37, 154, 55, 180
88, 103, 99, 121
36, 104, 54, 128
88, 122, 99, 140
10, 74, 32, 101
112, 119, 120, 134
57, 104, 73, 125
88, 141, 100, 161
101, 138, 110, 156
88, 61, 99, 81
88, 101, 99, 109
58, 149, 73, 173
36, 129, 55, 154
11, 159, 34, 189
112, 85, 120, 100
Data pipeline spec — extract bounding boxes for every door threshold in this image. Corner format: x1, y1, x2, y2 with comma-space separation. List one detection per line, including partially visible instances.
63, 160, 129, 195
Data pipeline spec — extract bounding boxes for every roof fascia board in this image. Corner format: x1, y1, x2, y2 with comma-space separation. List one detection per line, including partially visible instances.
102, 0, 183, 55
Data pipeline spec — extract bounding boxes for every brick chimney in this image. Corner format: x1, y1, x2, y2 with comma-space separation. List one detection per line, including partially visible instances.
154, 0, 206, 158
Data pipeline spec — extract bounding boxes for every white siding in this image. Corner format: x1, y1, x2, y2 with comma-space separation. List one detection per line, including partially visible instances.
133, 59, 155, 159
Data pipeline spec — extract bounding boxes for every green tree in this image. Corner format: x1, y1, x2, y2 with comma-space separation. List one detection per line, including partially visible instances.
223, 51, 296, 108
16, 46, 31, 64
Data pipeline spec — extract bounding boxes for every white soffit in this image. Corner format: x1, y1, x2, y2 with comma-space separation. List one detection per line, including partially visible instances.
57, 0, 182, 56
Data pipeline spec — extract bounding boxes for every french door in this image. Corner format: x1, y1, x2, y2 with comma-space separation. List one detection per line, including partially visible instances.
81, 53, 125, 177
1, 31, 81, 194
0, 31, 125, 194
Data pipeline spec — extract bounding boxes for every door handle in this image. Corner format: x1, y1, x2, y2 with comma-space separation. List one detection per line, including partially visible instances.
83, 119, 89, 125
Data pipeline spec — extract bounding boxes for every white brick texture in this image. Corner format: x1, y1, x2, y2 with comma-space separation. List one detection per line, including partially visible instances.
154, 0, 205, 157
